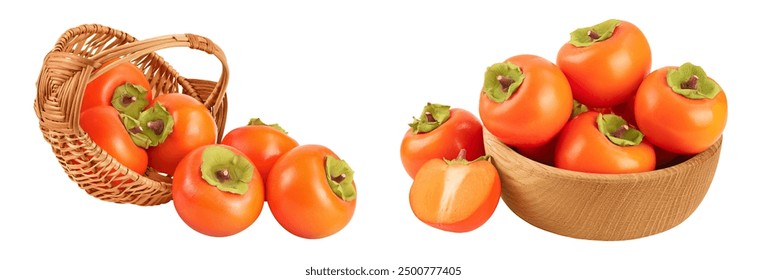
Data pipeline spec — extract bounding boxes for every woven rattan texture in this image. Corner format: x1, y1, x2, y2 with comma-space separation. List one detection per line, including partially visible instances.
34, 24, 229, 206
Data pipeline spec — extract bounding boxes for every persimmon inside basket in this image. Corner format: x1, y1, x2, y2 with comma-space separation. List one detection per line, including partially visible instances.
483, 128, 723, 241
34, 24, 230, 206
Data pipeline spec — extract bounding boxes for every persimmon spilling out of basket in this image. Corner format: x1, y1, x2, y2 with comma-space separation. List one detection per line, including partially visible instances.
400, 19, 727, 234
80, 60, 356, 239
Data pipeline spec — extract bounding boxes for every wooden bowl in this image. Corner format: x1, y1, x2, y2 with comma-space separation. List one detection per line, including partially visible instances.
483, 128, 722, 241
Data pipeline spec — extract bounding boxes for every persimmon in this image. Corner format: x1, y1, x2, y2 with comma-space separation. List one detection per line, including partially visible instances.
172, 145, 264, 237
141, 94, 217, 175
479, 54, 573, 148
266, 145, 356, 239
557, 19, 651, 108
82, 59, 152, 116
515, 100, 589, 166
409, 150, 501, 233
221, 118, 298, 186
555, 112, 656, 174
79, 106, 148, 174
400, 103, 484, 178
634, 63, 727, 155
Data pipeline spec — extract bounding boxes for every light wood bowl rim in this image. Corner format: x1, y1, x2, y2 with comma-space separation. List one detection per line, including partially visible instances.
484, 127, 723, 183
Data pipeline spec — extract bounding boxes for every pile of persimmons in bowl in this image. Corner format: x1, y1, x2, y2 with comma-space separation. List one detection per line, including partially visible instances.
400, 19, 726, 241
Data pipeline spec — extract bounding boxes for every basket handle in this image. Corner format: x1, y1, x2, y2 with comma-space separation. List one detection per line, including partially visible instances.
91, 33, 228, 105
64, 32, 229, 132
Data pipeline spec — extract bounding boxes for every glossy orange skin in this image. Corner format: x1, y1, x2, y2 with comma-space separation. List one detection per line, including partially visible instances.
147, 94, 217, 175
400, 108, 484, 179
409, 157, 501, 233
80, 106, 148, 174
172, 145, 265, 237
221, 126, 298, 186
479, 54, 573, 148
557, 20, 651, 108
82, 60, 152, 113
634, 67, 727, 155
266, 145, 356, 239
555, 111, 655, 174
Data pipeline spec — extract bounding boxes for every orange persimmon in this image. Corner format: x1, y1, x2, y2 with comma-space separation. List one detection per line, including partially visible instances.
409, 150, 501, 233
557, 19, 651, 108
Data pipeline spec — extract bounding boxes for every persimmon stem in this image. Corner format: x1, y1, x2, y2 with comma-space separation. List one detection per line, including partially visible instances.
216, 169, 230, 182
331, 173, 347, 184
496, 75, 515, 93
587, 30, 600, 40
586, 30, 600, 40
425, 111, 436, 123
121, 95, 137, 106
147, 120, 165, 135
681, 75, 699, 90
612, 125, 630, 138
128, 126, 143, 134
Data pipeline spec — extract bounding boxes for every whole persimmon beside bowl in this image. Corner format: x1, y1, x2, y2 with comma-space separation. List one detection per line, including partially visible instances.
483, 128, 722, 241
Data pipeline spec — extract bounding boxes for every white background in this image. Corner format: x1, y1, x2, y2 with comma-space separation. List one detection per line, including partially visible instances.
3, 1, 765, 279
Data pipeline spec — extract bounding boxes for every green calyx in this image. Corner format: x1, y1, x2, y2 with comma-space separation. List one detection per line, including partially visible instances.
572, 100, 589, 118
597, 113, 644, 146
111, 82, 149, 119
483, 62, 525, 103
408, 103, 451, 134
325, 155, 356, 201
248, 118, 288, 134
123, 102, 174, 147
121, 114, 153, 149
569, 19, 621, 47
443, 149, 491, 166
666, 62, 722, 99
201, 146, 254, 195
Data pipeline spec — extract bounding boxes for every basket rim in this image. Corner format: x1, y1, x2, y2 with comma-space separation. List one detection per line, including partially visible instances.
484, 127, 723, 182
35, 23, 230, 205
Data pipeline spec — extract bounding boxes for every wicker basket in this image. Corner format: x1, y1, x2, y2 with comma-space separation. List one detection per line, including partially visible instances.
484, 128, 722, 240
34, 24, 230, 206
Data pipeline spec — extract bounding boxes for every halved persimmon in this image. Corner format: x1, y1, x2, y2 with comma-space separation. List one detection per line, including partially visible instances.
409, 150, 501, 233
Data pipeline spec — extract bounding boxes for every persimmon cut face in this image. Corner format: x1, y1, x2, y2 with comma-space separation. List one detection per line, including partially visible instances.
411, 165, 490, 222
409, 156, 501, 233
